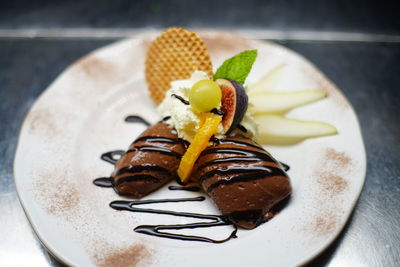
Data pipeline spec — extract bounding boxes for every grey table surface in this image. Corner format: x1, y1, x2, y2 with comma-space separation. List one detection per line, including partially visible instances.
1, 1, 400, 266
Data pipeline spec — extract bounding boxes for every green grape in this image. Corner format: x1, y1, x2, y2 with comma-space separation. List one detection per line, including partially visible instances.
189, 80, 222, 113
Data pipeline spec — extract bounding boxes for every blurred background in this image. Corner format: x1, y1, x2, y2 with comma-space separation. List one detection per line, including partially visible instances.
1, 0, 399, 34
1, 1, 399, 266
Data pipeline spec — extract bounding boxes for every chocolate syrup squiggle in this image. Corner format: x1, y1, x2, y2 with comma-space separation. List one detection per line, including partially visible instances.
171, 94, 190, 105
110, 197, 237, 243
209, 138, 291, 172
168, 185, 201, 192
115, 175, 161, 186
237, 124, 247, 133
161, 116, 171, 122
210, 108, 224, 116
101, 150, 125, 164
210, 137, 264, 150
201, 147, 274, 162
199, 138, 287, 194
126, 146, 183, 158
92, 115, 291, 243
200, 165, 282, 182
197, 157, 260, 171
115, 164, 171, 177
133, 136, 190, 147
93, 177, 113, 187
280, 162, 290, 171
125, 115, 151, 126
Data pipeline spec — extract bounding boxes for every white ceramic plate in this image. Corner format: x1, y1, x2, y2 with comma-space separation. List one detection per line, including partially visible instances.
14, 31, 366, 267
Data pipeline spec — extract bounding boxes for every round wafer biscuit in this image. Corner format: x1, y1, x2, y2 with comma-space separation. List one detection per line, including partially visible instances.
145, 27, 213, 105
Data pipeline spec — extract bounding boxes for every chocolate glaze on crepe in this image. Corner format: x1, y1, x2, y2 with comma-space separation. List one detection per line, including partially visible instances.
111, 122, 188, 198
193, 136, 291, 229
93, 117, 291, 242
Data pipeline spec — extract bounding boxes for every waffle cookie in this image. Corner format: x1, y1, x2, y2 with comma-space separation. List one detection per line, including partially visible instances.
145, 27, 213, 105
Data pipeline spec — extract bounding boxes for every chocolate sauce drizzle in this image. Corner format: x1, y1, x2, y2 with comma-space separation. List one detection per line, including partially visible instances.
210, 137, 264, 150
200, 165, 282, 182
93, 177, 113, 187
116, 174, 161, 186
210, 137, 291, 172
168, 185, 201, 192
125, 115, 151, 126
113, 164, 172, 186
93, 150, 122, 187
130, 135, 189, 155
93, 133, 189, 189
110, 197, 237, 243
201, 147, 274, 161
92, 115, 291, 244
237, 124, 247, 133
280, 162, 290, 171
171, 94, 190, 105
101, 150, 125, 164
115, 164, 171, 177
133, 136, 190, 147
210, 108, 224, 116
161, 116, 171, 122
126, 146, 183, 158
198, 138, 288, 193
197, 157, 259, 170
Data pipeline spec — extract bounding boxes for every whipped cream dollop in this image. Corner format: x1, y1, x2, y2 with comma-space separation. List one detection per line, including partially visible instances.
157, 71, 258, 142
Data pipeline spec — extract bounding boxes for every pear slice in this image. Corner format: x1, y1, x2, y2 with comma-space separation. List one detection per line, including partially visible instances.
248, 64, 286, 93
255, 114, 338, 145
249, 89, 327, 114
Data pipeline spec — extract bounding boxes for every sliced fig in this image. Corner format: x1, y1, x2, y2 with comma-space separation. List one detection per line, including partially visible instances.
216, 78, 248, 134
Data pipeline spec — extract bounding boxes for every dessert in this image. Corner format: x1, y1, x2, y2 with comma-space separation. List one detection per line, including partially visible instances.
111, 122, 188, 198
193, 136, 291, 229
94, 27, 338, 242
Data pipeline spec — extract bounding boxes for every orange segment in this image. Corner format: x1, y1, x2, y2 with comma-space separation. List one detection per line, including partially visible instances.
177, 113, 222, 183
198, 113, 206, 127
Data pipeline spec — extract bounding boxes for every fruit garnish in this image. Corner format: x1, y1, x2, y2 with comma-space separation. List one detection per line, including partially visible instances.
249, 89, 327, 114
248, 63, 286, 92
189, 80, 222, 113
216, 78, 248, 134
214, 50, 257, 85
177, 113, 222, 183
255, 114, 338, 145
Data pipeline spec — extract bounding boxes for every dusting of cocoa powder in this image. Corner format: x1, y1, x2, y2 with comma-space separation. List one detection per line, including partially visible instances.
46, 183, 79, 217
313, 214, 339, 236
33, 173, 81, 222
94, 244, 152, 267
301, 63, 351, 109
317, 173, 348, 196
203, 34, 250, 54
314, 148, 352, 198
324, 148, 352, 167
78, 55, 114, 79
27, 108, 59, 137
305, 148, 352, 237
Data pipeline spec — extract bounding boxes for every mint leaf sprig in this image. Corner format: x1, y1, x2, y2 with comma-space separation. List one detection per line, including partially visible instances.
213, 50, 258, 85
